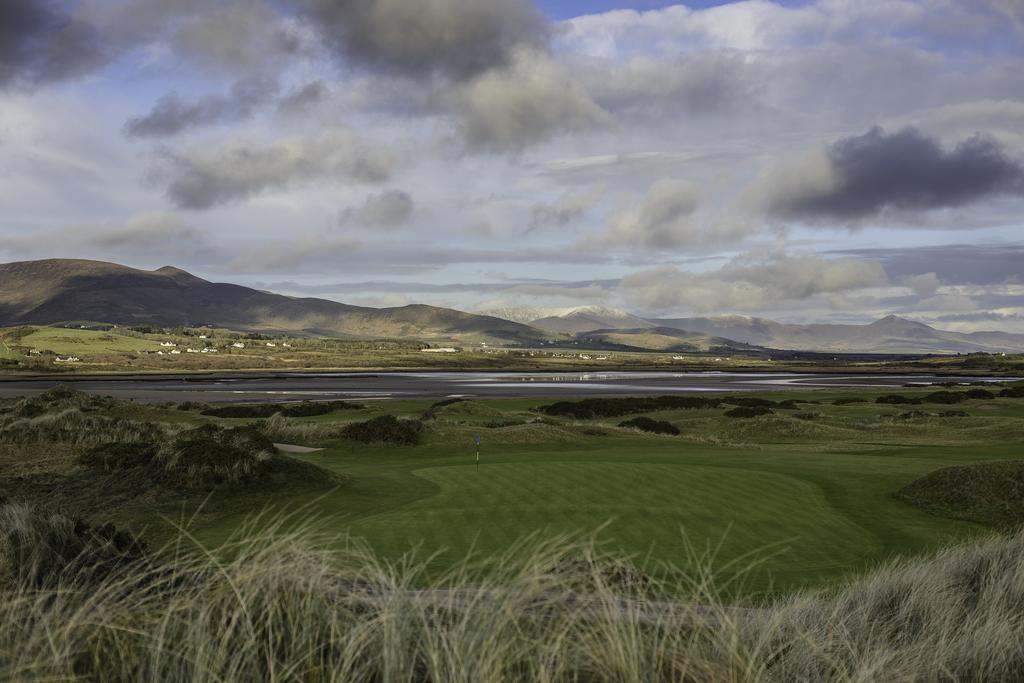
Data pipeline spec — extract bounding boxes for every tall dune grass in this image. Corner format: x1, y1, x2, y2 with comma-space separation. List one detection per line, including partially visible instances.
1, 503, 1021, 682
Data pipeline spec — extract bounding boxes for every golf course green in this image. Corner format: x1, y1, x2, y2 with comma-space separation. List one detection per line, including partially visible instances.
176, 385, 1024, 593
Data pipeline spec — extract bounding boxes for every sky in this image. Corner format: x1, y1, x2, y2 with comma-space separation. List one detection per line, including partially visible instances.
1, 0, 1023, 331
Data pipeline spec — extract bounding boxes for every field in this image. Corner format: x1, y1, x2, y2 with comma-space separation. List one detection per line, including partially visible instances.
38, 382, 1012, 595
2, 324, 1023, 376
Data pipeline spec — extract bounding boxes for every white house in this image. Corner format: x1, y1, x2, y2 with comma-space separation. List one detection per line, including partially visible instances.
170, 349, 181, 355
422, 347, 459, 353
186, 348, 200, 353
160, 341, 177, 347
54, 356, 80, 363
266, 342, 277, 347
201, 347, 218, 353
232, 342, 245, 349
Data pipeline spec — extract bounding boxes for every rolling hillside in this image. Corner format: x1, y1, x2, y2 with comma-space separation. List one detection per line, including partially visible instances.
0, 259, 548, 345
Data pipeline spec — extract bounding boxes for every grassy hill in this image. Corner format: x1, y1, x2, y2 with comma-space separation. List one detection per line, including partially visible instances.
0, 259, 548, 345
573, 327, 766, 354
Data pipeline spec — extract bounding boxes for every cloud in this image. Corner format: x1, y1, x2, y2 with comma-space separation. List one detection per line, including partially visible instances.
751, 127, 1024, 223
341, 189, 414, 228
124, 77, 279, 138
905, 272, 941, 297
277, 80, 330, 114
0, 0, 108, 86
301, 0, 550, 80
169, 0, 305, 74
457, 48, 610, 150
158, 127, 396, 210
836, 244, 1024, 286
621, 252, 888, 313
0, 212, 212, 262
528, 187, 602, 231
601, 179, 702, 249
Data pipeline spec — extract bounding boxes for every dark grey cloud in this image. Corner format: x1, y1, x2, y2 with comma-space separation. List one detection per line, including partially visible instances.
341, 189, 414, 228
159, 127, 395, 210
0, 0, 108, 86
760, 127, 1024, 222
124, 77, 279, 138
836, 243, 1024, 285
301, 0, 550, 80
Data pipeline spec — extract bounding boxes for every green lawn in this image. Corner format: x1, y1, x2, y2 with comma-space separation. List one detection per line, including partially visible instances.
15, 327, 161, 355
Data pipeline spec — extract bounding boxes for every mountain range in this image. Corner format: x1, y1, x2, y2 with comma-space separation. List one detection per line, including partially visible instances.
0, 259, 545, 345
524, 310, 1024, 355
1, 259, 1022, 355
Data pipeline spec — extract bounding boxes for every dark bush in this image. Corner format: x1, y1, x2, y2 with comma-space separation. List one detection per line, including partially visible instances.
964, 388, 995, 400
877, 395, 923, 405
79, 442, 158, 471
999, 386, 1024, 398
537, 396, 721, 419
341, 415, 424, 445
922, 391, 969, 405
725, 406, 773, 418
833, 398, 867, 405
202, 400, 362, 419
940, 410, 970, 418
776, 400, 800, 410
722, 397, 778, 408
618, 417, 680, 436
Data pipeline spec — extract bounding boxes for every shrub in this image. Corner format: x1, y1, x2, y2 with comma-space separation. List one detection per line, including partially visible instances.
537, 396, 721, 419
78, 442, 158, 471
833, 398, 867, 405
776, 400, 800, 410
722, 397, 778, 408
876, 395, 922, 405
618, 417, 680, 436
341, 415, 424, 445
964, 388, 995, 400
725, 406, 773, 418
939, 410, 970, 418
1000, 385, 1024, 398
922, 391, 969, 404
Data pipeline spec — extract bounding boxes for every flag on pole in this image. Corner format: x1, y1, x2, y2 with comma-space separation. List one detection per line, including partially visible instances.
475, 434, 481, 470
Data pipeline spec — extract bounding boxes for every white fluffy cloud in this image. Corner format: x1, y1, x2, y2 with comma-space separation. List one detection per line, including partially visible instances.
621, 252, 889, 314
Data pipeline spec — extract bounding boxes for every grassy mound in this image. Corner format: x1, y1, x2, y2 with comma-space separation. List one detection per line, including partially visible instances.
341, 415, 424, 445
154, 425, 277, 487
422, 400, 506, 423
200, 400, 363, 419
618, 416, 680, 436
895, 460, 1024, 527
1, 385, 117, 419
0, 409, 167, 447
0, 503, 147, 589
75, 424, 339, 490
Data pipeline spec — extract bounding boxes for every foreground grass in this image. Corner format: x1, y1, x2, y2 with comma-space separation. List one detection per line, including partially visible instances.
2, 503, 1023, 682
